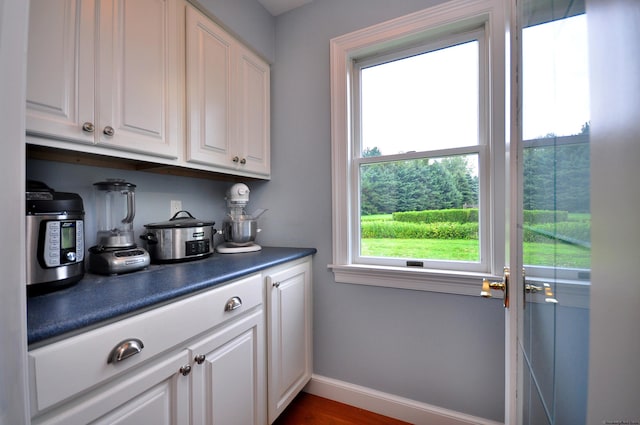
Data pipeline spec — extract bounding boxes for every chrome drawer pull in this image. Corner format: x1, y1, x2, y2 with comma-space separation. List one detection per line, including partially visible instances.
107, 338, 144, 364
224, 296, 242, 312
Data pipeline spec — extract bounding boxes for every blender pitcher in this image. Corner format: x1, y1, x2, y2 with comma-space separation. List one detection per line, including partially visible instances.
94, 179, 137, 249
89, 179, 149, 274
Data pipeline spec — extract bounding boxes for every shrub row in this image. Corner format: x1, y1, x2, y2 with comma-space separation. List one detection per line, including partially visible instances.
361, 219, 590, 243
523, 210, 569, 224
361, 221, 479, 240
390, 208, 569, 225
392, 209, 479, 224
523, 222, 591, 244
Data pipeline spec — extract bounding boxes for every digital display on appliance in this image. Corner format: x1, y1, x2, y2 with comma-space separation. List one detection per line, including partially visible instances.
61, 222, 76, 250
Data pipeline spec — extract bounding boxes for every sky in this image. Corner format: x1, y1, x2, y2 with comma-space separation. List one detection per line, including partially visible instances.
360, 14, 590, 156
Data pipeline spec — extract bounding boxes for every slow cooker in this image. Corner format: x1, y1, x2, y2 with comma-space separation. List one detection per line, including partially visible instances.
140, 211, 215, 263
26, 181, 85, 295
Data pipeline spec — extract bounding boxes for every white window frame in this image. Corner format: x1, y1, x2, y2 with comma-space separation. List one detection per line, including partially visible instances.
352, 30, 489, 273
329, 0, 507, 296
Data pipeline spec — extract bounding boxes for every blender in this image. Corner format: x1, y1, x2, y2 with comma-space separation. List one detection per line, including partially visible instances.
89, 179, 150, 274
216, 183, 266, 253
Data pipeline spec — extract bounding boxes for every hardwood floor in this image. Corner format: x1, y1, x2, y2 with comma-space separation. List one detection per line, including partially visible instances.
273, 392, 412, 425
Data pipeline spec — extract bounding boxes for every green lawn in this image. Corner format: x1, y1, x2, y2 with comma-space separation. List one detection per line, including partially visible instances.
361, 238, 590, 269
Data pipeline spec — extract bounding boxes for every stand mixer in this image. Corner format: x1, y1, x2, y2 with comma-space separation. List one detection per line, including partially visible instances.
89, 179, 150, 274
216, 183, 266, 253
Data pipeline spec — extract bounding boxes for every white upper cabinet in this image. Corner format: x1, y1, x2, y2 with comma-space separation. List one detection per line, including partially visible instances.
27, 0, 180, 159
26, 0, 95, 145
236, 45, 271, 176
186, 5, 270, 178
185, 6, 234, 167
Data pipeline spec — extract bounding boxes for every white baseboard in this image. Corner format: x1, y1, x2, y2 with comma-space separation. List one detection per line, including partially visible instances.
304, 374, 503, 425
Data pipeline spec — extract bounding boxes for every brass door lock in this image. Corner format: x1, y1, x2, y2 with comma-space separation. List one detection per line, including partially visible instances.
480, 267, 510, 308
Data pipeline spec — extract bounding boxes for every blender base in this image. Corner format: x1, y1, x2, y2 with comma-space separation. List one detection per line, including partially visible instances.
89, 246, 150, 275
216, 243, 262, 254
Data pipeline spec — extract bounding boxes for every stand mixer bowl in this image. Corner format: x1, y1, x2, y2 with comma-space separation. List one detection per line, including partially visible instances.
222, 215, 258, 246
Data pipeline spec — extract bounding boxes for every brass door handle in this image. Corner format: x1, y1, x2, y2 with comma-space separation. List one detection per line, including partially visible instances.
525, 283, 543, 293
480, 267, 510, 308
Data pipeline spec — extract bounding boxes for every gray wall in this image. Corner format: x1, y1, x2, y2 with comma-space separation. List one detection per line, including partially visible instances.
26, 160, 232, 249
263, 0, 507, 421
15, 1, 640, 424
193, 0, 276, 62
25, 0, 508, 421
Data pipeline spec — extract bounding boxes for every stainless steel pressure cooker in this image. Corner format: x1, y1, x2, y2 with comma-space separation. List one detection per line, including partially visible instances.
26, 180, 85, 295
140, 211, 215, 263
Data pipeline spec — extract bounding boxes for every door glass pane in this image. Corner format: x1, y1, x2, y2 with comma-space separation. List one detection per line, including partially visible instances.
519, 1, 590, 424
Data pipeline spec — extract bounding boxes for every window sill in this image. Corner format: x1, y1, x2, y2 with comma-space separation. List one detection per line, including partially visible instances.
328, 263, 500, 297
328, 264, 590, 308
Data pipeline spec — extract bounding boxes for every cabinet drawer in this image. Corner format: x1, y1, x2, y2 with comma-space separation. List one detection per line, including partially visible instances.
29, 273, 263, 414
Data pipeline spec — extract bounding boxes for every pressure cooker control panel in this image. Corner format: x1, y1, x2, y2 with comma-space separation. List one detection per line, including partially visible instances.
42, 220, 84, 267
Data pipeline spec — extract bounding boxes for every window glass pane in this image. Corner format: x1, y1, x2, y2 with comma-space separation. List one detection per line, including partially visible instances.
359, 154, 480, 262
360, 41, 479, 156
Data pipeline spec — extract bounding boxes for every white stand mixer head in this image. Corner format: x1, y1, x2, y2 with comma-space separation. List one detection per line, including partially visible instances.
226, 183, 250, 209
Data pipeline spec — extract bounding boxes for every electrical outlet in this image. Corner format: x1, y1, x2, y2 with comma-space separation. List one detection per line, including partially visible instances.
170, 200, 182, 217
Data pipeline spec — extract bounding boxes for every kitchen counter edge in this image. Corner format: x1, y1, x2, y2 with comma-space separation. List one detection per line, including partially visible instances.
27, 247, 316, 346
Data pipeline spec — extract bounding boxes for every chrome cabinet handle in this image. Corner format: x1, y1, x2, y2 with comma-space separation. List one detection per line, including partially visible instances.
232, 156, 247, 165
179, 365, 192, 376
224, 296, 242, 312
195, 354, 206, 365
272, 281, 280, 288
107, 338, 144, 364
232, 156, 240, 163
103, 126, 115, 136
240, 158, 246, 164
82, 122, 95, 133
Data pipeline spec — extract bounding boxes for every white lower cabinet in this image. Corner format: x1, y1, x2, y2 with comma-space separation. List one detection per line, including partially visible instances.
31, 350, 191, 425
189, 308, 266, 425
265, 258, 313, 423
28, 257, 313, 425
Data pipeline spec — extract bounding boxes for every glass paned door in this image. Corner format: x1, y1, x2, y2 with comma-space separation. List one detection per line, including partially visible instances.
517, 1, 591, 424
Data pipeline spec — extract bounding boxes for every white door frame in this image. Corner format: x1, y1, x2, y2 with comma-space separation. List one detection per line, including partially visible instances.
505, 0, 522, 423
0, 0, 30, 423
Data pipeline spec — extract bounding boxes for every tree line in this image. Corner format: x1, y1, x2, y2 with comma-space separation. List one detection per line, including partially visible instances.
360, 151, 478, 215
361, 125, 590, 216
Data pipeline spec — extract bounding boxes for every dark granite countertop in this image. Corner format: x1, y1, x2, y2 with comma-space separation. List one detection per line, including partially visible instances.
27, 247, 316, 346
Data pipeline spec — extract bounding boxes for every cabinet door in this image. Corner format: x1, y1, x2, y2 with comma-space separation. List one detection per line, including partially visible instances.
236, 46, 270, 176
190, 308, 266, 425
97, 0, 179, 158
185, 5, 235, 167
26, 0, 94, 145
265, 260, 313, 423
32, 351, 190, 425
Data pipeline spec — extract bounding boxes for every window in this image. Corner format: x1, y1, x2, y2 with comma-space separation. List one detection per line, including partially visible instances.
355, 33, 487, 272
329, 0, 507, 293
